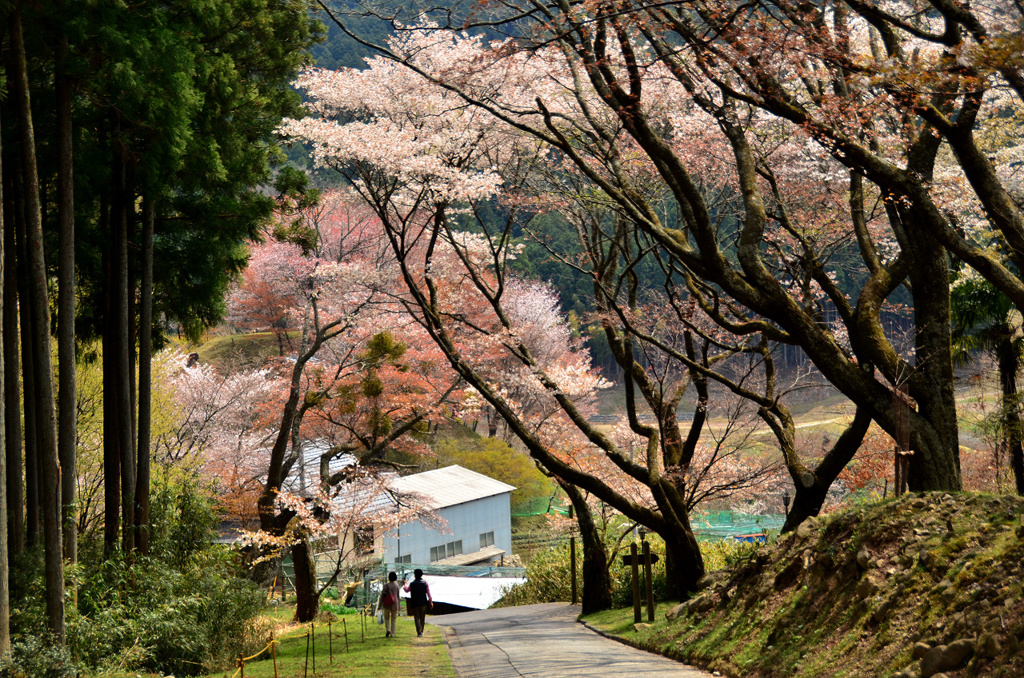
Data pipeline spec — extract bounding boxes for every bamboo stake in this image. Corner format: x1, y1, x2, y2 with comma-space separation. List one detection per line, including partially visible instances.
304, 631, 310, 678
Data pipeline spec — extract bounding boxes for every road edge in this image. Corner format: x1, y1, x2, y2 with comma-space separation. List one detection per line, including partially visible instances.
577, 618, 721, 677
440, 625, 468, 678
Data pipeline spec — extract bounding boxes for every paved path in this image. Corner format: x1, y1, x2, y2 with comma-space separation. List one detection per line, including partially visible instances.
429, 603, 714, 678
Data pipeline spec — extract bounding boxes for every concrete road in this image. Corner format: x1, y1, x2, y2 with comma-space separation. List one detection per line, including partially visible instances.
429, 603, 714, 678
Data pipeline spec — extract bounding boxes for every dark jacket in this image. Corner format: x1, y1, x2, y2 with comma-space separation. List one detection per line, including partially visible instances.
407, 578, 430, 607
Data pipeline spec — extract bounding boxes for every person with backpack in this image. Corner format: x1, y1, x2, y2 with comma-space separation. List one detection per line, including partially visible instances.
403, 569, 433, 636
378, 571, 402, 638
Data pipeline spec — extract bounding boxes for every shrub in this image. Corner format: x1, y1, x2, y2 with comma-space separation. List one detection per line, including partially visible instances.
496, 533, 759, 607
0, 635, 79, 678
12, 475, 269, 676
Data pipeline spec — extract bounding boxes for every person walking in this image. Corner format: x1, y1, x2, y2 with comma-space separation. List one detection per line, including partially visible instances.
403, 569, 433, 636
379, 572, 402, 638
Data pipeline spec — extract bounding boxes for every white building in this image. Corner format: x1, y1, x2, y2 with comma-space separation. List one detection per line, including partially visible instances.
382, 465, 515, 567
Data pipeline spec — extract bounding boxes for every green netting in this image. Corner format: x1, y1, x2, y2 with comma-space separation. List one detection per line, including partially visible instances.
368, 563, 526, 580
691, 511, 785, 541
512, 497, 565, 516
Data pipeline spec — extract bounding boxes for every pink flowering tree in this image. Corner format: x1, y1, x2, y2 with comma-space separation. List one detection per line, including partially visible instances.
221, 192, 467, 620
320, 0, 1024, 499
240, 467, 446, 609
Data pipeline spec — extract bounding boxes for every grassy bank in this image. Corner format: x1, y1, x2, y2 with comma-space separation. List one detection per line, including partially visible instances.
584, 492, 1024, 678
109, 606, 454, 678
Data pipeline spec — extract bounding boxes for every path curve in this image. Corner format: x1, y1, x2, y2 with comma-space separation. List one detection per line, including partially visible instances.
429, 603, 715, 678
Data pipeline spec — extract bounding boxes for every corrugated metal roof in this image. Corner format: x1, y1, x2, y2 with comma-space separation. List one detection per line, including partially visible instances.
389, 465, 515, 510
331, 472, 400, 516
282, 441, 359, 495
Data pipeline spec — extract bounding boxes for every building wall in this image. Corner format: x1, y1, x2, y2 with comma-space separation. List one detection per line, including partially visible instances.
381, 492, 512, 565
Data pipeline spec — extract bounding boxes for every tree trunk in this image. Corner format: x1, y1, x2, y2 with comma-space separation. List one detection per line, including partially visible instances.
659, 513, 704, 598
9, 7, 66, 642
900, 211, 961, 492
14, 175, 38, 549
2, 157, 23, 558
997, 339, 1024, 495
292, 536, 319, 622
562, 482, 612, 613
112, 136, 135, 555
0, 103, 11, 656
136, 197, 154, 555
781, 408, 872, 533
56, 33, 78, 565
102, 192, 120, 555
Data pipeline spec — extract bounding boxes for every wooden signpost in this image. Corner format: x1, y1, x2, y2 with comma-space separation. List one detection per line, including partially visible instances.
622, 541, 659, 622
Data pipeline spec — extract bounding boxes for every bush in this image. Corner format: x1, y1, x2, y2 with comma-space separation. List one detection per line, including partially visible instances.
0, 635, 79, 678
69, 543, 266, 675
2, 476, 268, 676
67, 474, 268, 677
494, 539, 574, 606
496, 533, 760, 607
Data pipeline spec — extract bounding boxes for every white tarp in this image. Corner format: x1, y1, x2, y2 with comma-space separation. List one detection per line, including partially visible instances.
401, 575, 527, 610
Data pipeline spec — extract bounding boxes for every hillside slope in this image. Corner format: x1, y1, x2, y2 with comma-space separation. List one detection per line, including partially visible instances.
619, 493, 1024, 678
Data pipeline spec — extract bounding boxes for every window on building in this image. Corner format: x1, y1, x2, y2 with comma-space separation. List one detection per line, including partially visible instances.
480, 531, 495, 549
394, 554, 411, 564
430, 540, 463, 562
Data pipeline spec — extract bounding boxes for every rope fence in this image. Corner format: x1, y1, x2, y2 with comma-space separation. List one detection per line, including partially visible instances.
225, 603, 388, 677
227, 638, 279, 678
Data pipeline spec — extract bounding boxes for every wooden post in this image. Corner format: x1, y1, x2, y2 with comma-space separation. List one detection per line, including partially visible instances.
630, 542, 641, 623
239, 653, 245, 678
329, 620, 333, 663
570, 535, 577, 605
272, 640, 278, 678
569, 505, 577, 605
643, 541, 655, 622
897, 446, 905, 499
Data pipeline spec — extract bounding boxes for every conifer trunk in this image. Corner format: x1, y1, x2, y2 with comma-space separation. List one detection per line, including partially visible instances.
136, 197, 154, 555
101, 191, 120, 555
0, 103, 12, 656
2, 159, 23, 558
112, 137, 135, 555
9, 7, 66, 642
14, 173, 39, 549
56, 33, 78, 564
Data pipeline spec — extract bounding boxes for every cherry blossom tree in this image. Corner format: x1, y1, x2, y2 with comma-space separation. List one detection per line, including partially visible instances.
241, 467, 445, 621
224, 192, 468, 619
302, 8, 1009, 495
